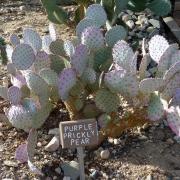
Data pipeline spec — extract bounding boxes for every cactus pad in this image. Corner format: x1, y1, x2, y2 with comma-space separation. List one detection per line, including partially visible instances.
39, 68, 58, 86
86, 4, 107, 27
10, 34, 20, 46
149, 35, 169, 63
11, 74, 26, 88
112, 40, 134, 71
171, 88, 180, 106
147, 94, 168, 121
95, 89, 120, 113
58, 68, 77, 101
81, 67, 96, 84
139, 78, 164, 94
81, 26, 104, 50
64, 40, 75, 57
105, 25, 127, 47
15, 144, 28, 163
12, 44, 35, 70
24, 71, 49, 96
23, 28, 42, 52
71, 44, 89, 76
98, 114, 111, 129
167, 106, 180, 136
8, 86, 22, 105
49, 39, 66, 56
42, 35, 53, 54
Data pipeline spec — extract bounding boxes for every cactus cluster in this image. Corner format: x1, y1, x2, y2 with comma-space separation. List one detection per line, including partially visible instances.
0, 4, 178, 175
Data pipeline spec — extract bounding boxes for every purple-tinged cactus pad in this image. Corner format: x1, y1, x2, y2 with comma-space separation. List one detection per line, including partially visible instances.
49, 23, 56, 41
23, 28, 42, 52
76, 18, 97, 38
27, 129, 37, 161
171, 50, 180, 66
158, 44, 179, 74
167, 106, 180, 136
0, 85, 8, 100
105, 25, 127, 47
58, 68, 77, 101
161, 73, 180, 101
11, 74, 26, 88
163, 61, 180, 83
148, 94, 168, 121
12, 44, 35, 70
42, 35, 53, 54
149, 35, 169, 63
86, 4, 107, 27
10, 34, 20, 47
70, 44, 89, 76
112, 40, 134, 71
15, 144, 28, 163
64, 40, 75, 57
139, 78, 164, 94
81, 26, 104, 50
36, 51, 49, 61
171, 88, 180, 106
7, 105, 32, 131
8, 86, 22, 105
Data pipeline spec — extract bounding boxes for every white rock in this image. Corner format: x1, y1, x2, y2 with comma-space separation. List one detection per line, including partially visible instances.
45, 136, 59, 152
126, 20, 135, 29
113, 139, 120, 145
100, 149, 110, 160
55, 167, 62, 174
122, 14, 131, 22
19, 6, 26, 11
48, 128, 59, 135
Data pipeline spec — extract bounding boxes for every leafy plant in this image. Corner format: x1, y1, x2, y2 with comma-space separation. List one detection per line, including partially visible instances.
0, 4, 179, 175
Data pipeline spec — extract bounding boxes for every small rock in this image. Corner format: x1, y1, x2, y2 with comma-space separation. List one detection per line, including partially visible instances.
3, 160, 18, 167
108, 138, 114, 143
146, 26, 154, 33
48, 128, 59, 135
113, 139, 120, 145
126, 10, 133, 15
122, 14, 131, 22
149, 19, 160, 29
37, 142, 42, 147
174, 136, 180, 144
100, 149, 110, 160
138, 135, 148, 141
126, 20, 135, 29
45, 136, 59, 152
166, 138, 174, 145
146, 174, 153, 180
19, 6, 26, 11
55, 167, 61, 174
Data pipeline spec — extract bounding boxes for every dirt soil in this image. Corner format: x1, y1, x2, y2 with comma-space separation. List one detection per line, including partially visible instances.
0, 1, 180, 180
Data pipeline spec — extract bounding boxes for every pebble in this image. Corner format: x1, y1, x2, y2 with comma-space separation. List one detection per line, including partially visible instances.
126, 20, 135, 29
45, 136, 60, 152
146, 174, 153, 180
149, 19, 160, 28
90, 170, 100, 179
3, 160, 18, 167
113, 139, 120, 145
100, 149, 110, 160
48, 128, 59, 135
37, 142, 42, 147
55, 167, 61, 174
19, 6, 26, 11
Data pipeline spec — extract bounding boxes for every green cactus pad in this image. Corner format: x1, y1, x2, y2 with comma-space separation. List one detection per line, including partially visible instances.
81, 26, 105, 50
74, 99, 84, 111
98, 113, 111, 129
93, 47, 112, 71
76, 18, 97, 38
27, 129, 37, 161
95, 89, 120, 113
23, 28, 42, 52
39, 68, 58, 86
33, 58, 51, 73
49, 39, 66, 56
167, 106, 180, 136
12, 44, 35, 70
0, 85, 8, 100
24, 71, 49, 96
139, 78, 164, 94
69, 81, 84, 97
149, 35, 169, 63
10, 34, 20, 47
81, 67, 96, 84
112, 40, 134, 71
105, 25, 127, 47
147, 0, 171, 16
49, 54, 66, 74
85, 4, 107, 27
157, 44, 179, 75
83, 104, 100, 118
148, 93, 168, 121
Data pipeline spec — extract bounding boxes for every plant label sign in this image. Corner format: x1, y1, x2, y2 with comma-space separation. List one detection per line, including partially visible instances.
59, 119, 98, 148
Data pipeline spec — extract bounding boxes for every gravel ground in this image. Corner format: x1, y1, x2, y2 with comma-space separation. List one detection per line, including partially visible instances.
0, 1, 180, 180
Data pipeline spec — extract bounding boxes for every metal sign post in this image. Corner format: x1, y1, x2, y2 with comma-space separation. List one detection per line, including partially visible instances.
77, 147, 85, 180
